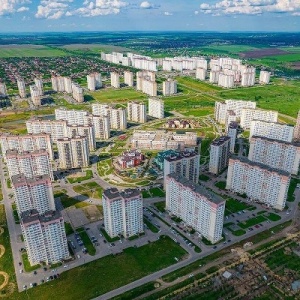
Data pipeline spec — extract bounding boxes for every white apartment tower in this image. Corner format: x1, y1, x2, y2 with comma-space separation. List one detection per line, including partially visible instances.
250, 120, 294, 143
92, 115, 110, 139
226, 157, 290, 210
21, 209, 69, 266
12, 174, 55, 215
209, 71, 220, 83
0, 82, 8, 97
127, 101, 147, 123
67, 124, 96, 151
111, 72, 120, 88
227, 122, 238, 153
6, 150, 53, 181
102, 188, 143, 238
294, 110, 300, 142
17, 77, 26, 98
241, 66, 256, 87
30, 85, 41, 106
196, 68, 207, 81
163, 79, 177, 96
163, 151, 200, 187
57, 136, 89, 169
209, 136, 231, 175
259, 71, 271, 84
248, 136, 300, 175
87, 73, 102, 91
240, 109, 278, 129
166, 174, 225, 243
148, 98, 164, 119
34, 78, 44, 96
0, 133, 53, 161
218, 72, 235, 88
124, 71, 134, 87
51, 75, 65, 92
71, 83, 84, 103
64, 77, 73, 93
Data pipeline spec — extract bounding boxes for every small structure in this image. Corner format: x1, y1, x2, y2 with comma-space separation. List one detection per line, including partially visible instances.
116, 150, 144, 169
223, 271, 232, 279
292, 280, 300, 292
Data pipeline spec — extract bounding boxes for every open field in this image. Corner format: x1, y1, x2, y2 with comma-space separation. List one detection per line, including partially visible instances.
61, 43, 133, 54
16, 236, 186, 300
73, 182, 103, 200
67, 170, 93, 184
0, 45, 68, 58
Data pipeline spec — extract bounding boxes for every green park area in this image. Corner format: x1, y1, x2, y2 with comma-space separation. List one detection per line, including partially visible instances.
76, 227, 96, 256
224, 198, 254, 216
15, 236, 186, 300
54, 191, 89, 209
67, 170, 93, 184
73, 182, 103, 200
142, 188, 165, 198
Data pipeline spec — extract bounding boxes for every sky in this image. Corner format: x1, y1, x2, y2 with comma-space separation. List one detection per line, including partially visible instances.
0, 0, 299, 32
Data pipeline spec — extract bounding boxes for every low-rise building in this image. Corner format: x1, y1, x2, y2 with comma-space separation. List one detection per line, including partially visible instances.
116, 150, 144, 169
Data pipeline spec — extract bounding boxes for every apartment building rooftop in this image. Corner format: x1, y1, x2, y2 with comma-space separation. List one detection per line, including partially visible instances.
21, 209, 62, 225
251, 135, 300, 147
167, 173, 224, 205
211, 136, 231, 146
228, 122, 239, 129
164, 151, 198, 162
103, 188, 141, 201
11, 173, 51, 186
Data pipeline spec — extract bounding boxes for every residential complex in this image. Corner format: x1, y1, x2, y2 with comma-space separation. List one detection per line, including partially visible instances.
240, 108, 278, 129
87, 73, 102, 91
30, 85, 41, 106
250, 120, 294, 142
17, 77, 26, 98
57, 136, 89, 169
0, 82, 7, 97
131, 130, 197, 150
6, 150, 53, 181
163, 151, 200, 187
34, 78, 44, 96
148, 97, 164, 119
294, 110, 300, 142
226, 157, 290, 210
166, 174, 225, 243
259, 71, 271, 84
248, 136, 300, 175
214, 100, 256, 125
0, 133, 53, 160
124, 71, 134, 87
127, 101, 147, 123
92, 104, 127, 130
227, 122, 238, 153
92, 115, 110, 139
111, 72, 120, 88
12, 174, 55, 215
241, 66, 256, 87
102, 188, 143, 238
136, 71, 157, 96
67, 124, 96, 151
218, 71, 235, 88
209, 136, 231, 175
196, 68, 207, 81
71, 82, 84, 103
163, 79, 177, 96
21, 209, 69, 266
116, 150, 144, 169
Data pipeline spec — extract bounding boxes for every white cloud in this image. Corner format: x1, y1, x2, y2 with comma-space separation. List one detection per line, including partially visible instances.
35, 0, 73, 19
140, 1, 153, 9
200, 0, 300, 15
164, 11, 173, 16
0, 0, 31, 16
194, 10, 199, 14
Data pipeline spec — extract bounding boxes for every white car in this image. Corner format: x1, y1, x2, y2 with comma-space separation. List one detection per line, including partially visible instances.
19, 269, 23, 273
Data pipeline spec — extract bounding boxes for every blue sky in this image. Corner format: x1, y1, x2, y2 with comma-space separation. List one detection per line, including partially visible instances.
0, 0, 299, 32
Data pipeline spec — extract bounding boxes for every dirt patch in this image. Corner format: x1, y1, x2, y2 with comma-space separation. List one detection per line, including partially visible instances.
82, 205, 103, 222
240, 48, 290, 58
291, 62, 300, 70
68, 171, 86, 178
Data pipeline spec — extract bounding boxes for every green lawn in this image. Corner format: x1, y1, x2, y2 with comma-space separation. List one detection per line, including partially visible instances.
58, 194, 90, 209
238, 215, 267, 229
77, 228, 96, 256
19, 236, 186, 300
215, 181, 226, 190
287, 178, 300, 202
144, 218, 159, 233
265, 213, 281, 222
199, 174, 210, 182
225, 198, 251, 216
73, 182, 103, 199
154, 201, 166, 213
149, 188, 165, 198
111, 282, 157, 300
67, 170, 93, 184
100, 228, 120, 242
12, 203, 20, 224
64, 222, 74, 236
231, 229, 246, 236
22, 253, 41, 272
6, 178, 11, 189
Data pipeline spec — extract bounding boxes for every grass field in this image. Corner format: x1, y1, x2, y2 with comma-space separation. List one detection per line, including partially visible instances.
73, 182, 103, 199
77, 227, 96, 256
67, 170, 93, 184
0, 45, 68, 58
18, 236, 186, 300
225, 198, 252, 216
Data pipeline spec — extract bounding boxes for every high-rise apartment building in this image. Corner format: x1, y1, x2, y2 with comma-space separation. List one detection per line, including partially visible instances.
248, 136, 300, 175
6, 150, 53, 181
87, 73, 102, 91
57, 136, 89, 169
209, 136, 231, 175
166, 174, 225, 243
30, 85, 41, 106
92, 104, 127, 130
218, 72, 235, 88
240, 108, 278, 129
226, 157, 290, 210
124, 71, 134, 87
0, 82, 8, 97
163, 151, 200, 187
148, 97, 164, 119
17, 77, 26, 98
102, 188, 143, 238
21, 209, 69, 266
241, 66, 256, 87
92, 115, 110, 139
259, 71, 271, 84
51, 75, 65, 92
142, 79, 157, 97
71, 82, 84, 103
209, 71, 220, 83
163, 79, 177, 96
67, 124, 95, 151
196, 68, 206, 81
250, 120, 294, 143
64, 77, 73, 93
214, 100, 256, 125
127, 101, 147, 123
12, 174, 55, 215
227, 122, 238, 153
0, 133, 53, 160
294, 111, 300, 142
111, 72, 120, 88
34, 78, 44, 96
55, 108, 89, 126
